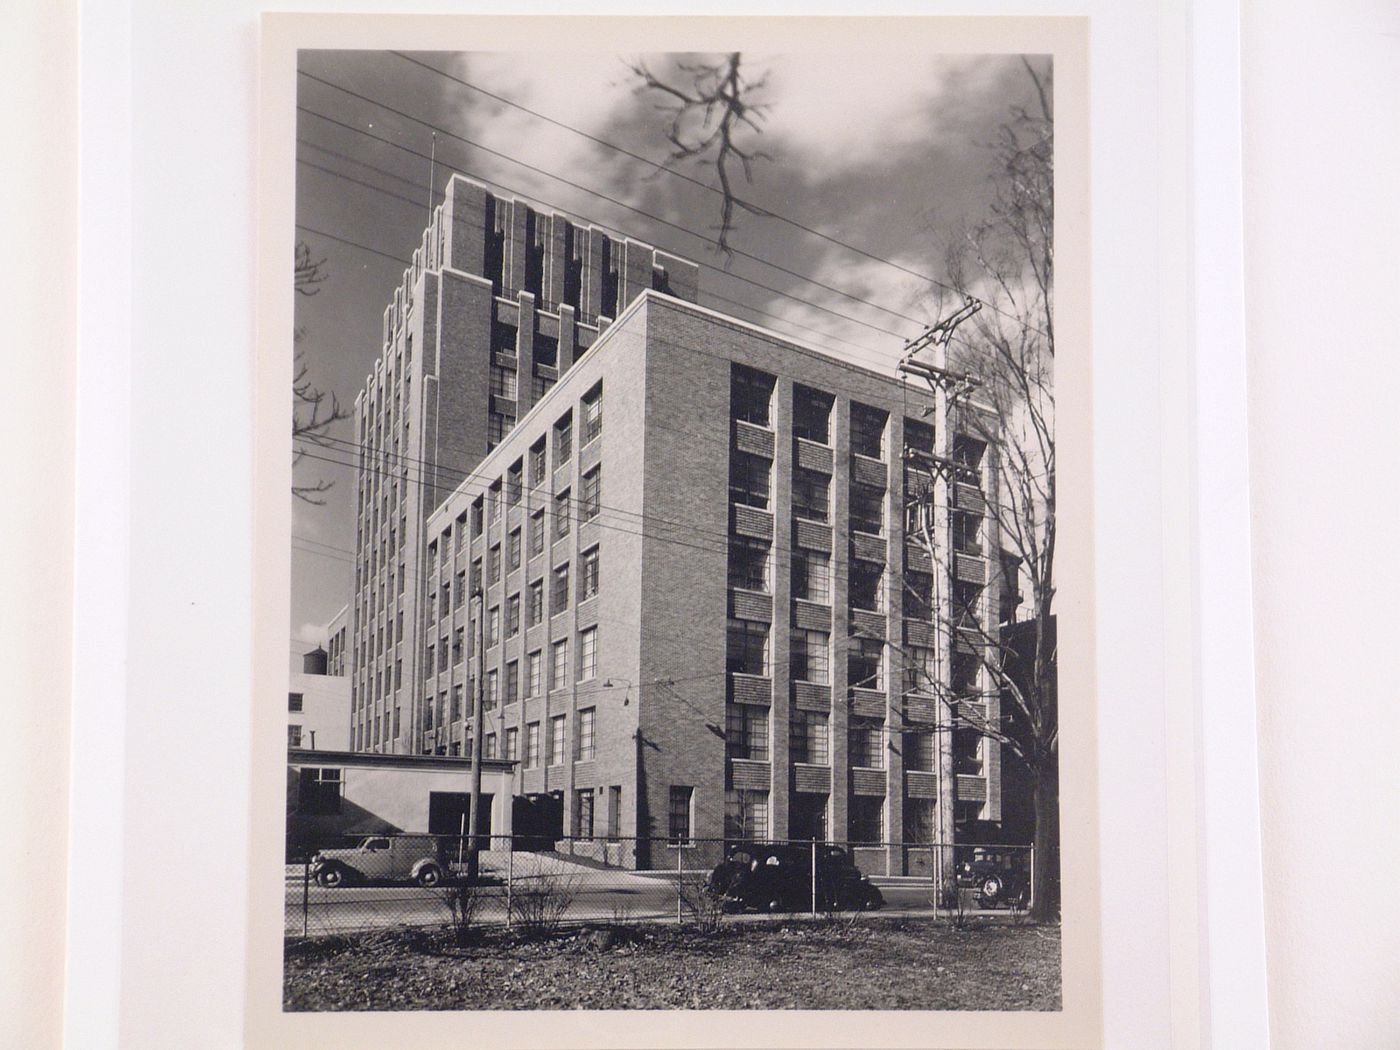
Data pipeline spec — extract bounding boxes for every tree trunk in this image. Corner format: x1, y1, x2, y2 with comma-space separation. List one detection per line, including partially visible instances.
1030, 759, 1060, 921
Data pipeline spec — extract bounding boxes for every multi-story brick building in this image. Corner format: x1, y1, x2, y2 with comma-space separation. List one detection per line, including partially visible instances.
420, 290, 1005, 871
348, 175, 698, 755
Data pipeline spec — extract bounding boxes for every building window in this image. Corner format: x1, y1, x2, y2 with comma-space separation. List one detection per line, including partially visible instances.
725, 704, 770, 761
529, 508, 544, 556
552, 563, 570, 610
452, 627, 464, 664
488, 482, 502, 525
903, 798, 936, 845
728, 451, 771, 509
793, 384, 834, 444
505, 726, 519, 761
848, 796, 884, 844
504, 659, 519, 704
471, 497, 484, 536
526, 721, 541, 767
554, 489, 571, 539
724, 789, 769, 841
526, 650, 542, 697
490, 364, 518, 400
727, 536, 770, 592
791, 548, 831, 603
529, 439, 547, 487
576, 707, 596, 760
470, 557, 482, 593
579, 546, 600, 601
953, 510, 982, 555
549, 715, 567, 766
508, 528, 522, 571
507, 594, 521, 637
954, 729, 984, 775
551, 638, 570, 690
487, 606, 500, 647
850, 403, 888, 459
905, 570, 934, 620
791, 468, 830, 523
730, 364, 776, 427
485, 732, 497, 759
578, 626, 597, 680
726, 618, 769, 677
849, 637, 885, 691
297, 768, 342, 815
580, 383, 603, 445
668, 786, 694, 845
575, 789, 595, 840
850, 483, 885, 536
904, 729, 936, 772
907, 646, 938, 696
288, 692, 303, 713
451, 685, 462, 722
904, 418, 935, 455
790, 629, 830, 684
488, 544, 501, 583
554, 411, 573, 464
790, 710, 830, 765
579, 466, 601, 522
953, 434, 985, 476
849, 719, 884, 768
506, 459, 523, 507
488, 410, 515, 448
528, 579, 544, 626
454, 570, 466, 607
849, 559, 884, 613
953, 580, 982, 629
287, 724, 302, 748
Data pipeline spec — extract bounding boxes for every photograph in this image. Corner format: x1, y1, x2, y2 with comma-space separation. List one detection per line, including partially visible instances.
277, 25, 1074, 1022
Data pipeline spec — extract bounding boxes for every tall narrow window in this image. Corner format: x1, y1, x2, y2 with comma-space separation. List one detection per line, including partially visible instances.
549, 715, 566, 765
850, 403, 888, 459
528, 439, 547, 487
580, 547, 600, 601
730, 365, 776, 427
579, 466, 602, 522
576, 707, 596, 760
725, 704, 770, 761
725, 618, 769, 677
529, 508, 545, 556
789, 629, 830, 684
554, 489, 571, 539
848, 720, 884, 768
578, 626, 598, 680
525, 721, 541, 767
848, 637, 885, 691
528, 579, 544, 626
791, 468, 830, 523
724, 789, 769, 841
791, 548, 831, 603
554, 411, 573, 464
580, 384, 603, 445
668, 786, 694, 845
551, 638, 570, 690
508, 528, 522, 570
575, 789, 595, 839
552, 563, 570, 610
526, 650, 542, 697
728, 451, 771, 509
727, 536, 770, 592
790, 710, 830, 765
504, 660, 519, 704
506, 594, 520, 637
792, 384, 834, 444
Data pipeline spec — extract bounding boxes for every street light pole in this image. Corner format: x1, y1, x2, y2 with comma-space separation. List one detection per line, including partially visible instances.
467, 589, 486, 882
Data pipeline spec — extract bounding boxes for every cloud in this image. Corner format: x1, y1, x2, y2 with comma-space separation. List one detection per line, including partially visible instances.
295, 620, 329, 646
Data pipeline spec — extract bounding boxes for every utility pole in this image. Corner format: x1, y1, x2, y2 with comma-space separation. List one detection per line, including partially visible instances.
467, 589, 486, 883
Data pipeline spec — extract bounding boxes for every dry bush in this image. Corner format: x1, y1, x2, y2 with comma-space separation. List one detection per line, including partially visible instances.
510, 873, 578, 937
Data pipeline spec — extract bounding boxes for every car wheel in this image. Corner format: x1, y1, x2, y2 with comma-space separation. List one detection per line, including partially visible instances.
765, 897, 786, 914
416, 864, 444, 888
317, 865, 345, 889
979, 875, 1004, 904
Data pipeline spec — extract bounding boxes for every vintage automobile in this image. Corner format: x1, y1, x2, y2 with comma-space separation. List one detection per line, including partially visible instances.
310, 834, 451, 888
707, 842, 884, 913
955, 847, 1031, 908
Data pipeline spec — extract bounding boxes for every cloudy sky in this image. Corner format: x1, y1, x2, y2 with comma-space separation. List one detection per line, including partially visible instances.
290, 48, 1050, 660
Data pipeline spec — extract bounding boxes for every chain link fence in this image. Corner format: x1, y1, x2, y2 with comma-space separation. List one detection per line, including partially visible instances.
284, 834, 1034, 939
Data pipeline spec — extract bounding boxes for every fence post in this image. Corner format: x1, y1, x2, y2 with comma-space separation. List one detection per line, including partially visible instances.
1028, 845, 1035, 914
302, 859, 309, 938
676, 841, 683, 925
506, 845, 513, 929
810, 840, 818, 917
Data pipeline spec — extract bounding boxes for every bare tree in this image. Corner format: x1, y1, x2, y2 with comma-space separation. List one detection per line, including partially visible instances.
627, 52, 770, 255
902, 59, 1058, 919
292, 240, 348, 504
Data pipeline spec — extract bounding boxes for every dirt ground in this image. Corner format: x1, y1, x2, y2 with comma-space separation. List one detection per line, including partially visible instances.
284, 917, 1061, 1012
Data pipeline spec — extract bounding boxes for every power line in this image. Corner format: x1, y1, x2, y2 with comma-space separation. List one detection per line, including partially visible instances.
385, 50, 1051, 341
294, 148, 887, 360
294, 86, 927, 339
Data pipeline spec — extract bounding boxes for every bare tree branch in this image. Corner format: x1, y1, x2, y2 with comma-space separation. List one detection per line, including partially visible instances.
292, 240, 348, 504
628, 52, 771, 256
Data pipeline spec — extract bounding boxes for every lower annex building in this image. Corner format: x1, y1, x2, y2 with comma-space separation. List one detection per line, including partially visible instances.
414, 290, 1008, 870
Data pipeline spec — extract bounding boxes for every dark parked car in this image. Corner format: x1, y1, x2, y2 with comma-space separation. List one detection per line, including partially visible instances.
707, 843, 884, 913
955, 847, 1030, 908
310, 834, 451, 888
